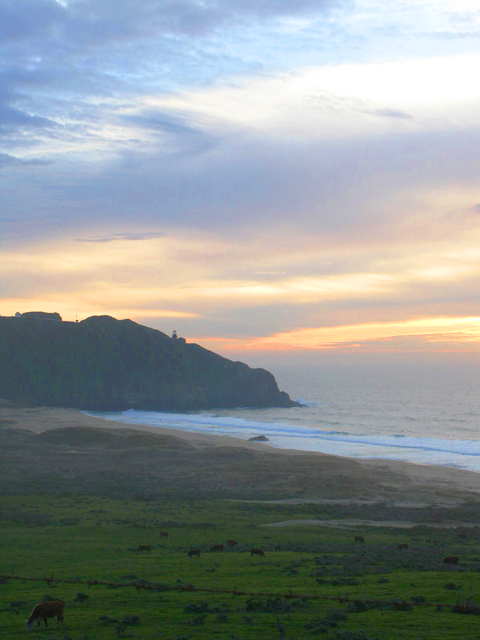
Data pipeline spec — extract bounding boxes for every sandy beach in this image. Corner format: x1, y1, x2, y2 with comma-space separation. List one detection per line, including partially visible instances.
2, 405, 480, 506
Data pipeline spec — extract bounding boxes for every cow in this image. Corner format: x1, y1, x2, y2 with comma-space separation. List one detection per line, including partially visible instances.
136, 545, 151, 553
397, 543, 409, 550
251, 548, 265, 557
210, 544, 224, 553
426, 539, 432, 544
354, 536, 365, 544
274, 545, 281, 551
26, 600, 65, 630
226, 539, 239, 547
443, 555, 460, 565
458, 531, 468, 540
187, 548, 201, 558
160, 531, 169, 538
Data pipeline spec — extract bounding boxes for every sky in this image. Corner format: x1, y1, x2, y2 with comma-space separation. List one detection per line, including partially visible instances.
2, 0, 480, 364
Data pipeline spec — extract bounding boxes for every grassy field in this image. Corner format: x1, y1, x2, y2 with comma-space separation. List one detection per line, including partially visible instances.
2, 496, 480, 639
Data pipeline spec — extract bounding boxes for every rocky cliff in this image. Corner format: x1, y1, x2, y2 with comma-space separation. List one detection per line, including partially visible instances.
0, 315, 297, 410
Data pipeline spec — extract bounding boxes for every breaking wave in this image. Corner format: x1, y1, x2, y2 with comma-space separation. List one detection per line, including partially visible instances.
85, 408, 480, 471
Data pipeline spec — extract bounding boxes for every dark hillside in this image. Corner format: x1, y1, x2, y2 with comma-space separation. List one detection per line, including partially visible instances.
0, 315, 296, 410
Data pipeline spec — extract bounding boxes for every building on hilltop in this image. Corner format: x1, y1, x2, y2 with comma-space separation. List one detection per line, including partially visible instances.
172, 329, 186, 344
17, 311, 62, 321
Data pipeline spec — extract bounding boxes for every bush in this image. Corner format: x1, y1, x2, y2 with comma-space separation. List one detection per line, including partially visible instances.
444, 582, 462, 590
215, 613, 230, 623
10, 600, 27, 607
304, 618, 329, 633
347, 600, 381, 613
410, 595, 426, 603
74, 592, 89, 603
120, 615, 141, 625
245, 597, 309, 614
451, 600, 480, 615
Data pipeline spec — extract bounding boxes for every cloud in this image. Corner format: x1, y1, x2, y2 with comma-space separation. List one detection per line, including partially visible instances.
120, 109, 222, 155
74, 231, 165, 243
0, 152, 52, 170
0, 106, 56, 133
371, 108, 413, 119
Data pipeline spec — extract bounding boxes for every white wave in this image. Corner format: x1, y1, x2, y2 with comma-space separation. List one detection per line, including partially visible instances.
84, 409, 480, 471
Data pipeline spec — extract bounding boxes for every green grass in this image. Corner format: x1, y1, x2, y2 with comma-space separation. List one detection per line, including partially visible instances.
1, 496, 480, 639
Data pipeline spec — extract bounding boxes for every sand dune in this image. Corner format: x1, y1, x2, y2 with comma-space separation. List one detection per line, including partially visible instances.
1, 406, 480, 505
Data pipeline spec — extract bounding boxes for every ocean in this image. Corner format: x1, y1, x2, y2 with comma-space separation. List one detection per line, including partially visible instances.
86, 361, 480, 471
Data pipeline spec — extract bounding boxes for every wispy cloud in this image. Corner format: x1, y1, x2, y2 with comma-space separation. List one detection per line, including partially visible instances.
74, 231, 166, 243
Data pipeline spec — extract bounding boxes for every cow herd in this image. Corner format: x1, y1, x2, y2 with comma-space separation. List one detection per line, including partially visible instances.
136, 535, 268, 559
354, 536, 461, 565
23, 533, 465, 631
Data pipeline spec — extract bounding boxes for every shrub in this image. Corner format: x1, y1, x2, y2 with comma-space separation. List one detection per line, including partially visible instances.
245, 597, 309, 614
411, 595, 426, 603
121, 615, 141, 625
444, 582, 462, 590
304, 618, 329, 634
451, 600, 480, 615
74, 592, 89, 603
215, 613, 230, 623
184, 602, 209, 614
347, 600, 381, 613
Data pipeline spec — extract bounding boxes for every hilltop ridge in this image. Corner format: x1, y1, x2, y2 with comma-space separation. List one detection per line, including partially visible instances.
0, 314, 297, 411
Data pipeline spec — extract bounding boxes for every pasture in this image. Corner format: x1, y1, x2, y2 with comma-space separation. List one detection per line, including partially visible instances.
1, 496, 480, 639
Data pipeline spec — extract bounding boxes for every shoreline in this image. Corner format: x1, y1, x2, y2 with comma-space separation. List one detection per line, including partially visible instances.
2, 405, 480, 502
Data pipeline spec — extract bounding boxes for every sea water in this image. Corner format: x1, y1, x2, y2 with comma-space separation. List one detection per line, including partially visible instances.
85, 361, 480, 471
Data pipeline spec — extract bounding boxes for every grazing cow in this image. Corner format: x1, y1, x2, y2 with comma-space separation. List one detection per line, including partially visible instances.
274, 545, 281, 551
251, 548, 265, 557
26, 600, 65, 630
210, 544, 224, 553
160, 531, 169, 538
226, 539, 239, 547
187, 548, 201, 558
397, 543, 409, 550
458, 531, 468, 540
136, 545, 151, 553
354, 536, 365, 544
443, 555, 460, 565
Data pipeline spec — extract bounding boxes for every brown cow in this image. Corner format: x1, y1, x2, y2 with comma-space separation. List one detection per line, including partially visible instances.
187, 548, 201, 558
274, 545, 281, 551
443, 555, 460, 565
136, 545, 151, 553
160, 531, 169, 538
354, 536, 365, 544
458, 531, 468, 540
397, 543, 409, 550
210, 544, 224, 553
26, 600, 65, 630
251, 548, 265, 557
226, 539, 239, 547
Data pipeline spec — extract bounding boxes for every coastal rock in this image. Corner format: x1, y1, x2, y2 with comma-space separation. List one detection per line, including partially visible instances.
248, 435, 269, 442
0, 315, 299, 411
